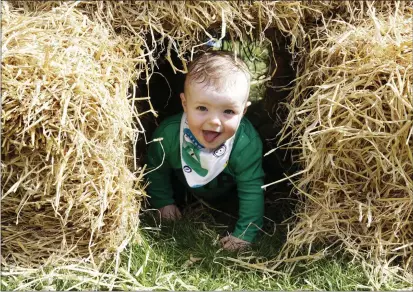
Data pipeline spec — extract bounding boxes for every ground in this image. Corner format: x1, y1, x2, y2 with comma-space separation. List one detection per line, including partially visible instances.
3, 197, 411, 290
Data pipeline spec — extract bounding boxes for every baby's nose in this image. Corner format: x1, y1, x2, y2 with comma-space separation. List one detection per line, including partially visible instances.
208, 114, 221, 127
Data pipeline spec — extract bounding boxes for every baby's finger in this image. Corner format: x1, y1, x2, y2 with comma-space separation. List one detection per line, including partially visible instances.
238, 243, 249, 251
162, 208, 176, 220
223, 241, 237, 251
220, 235, 230, 245
163, 210, 173, 220
174, 207, 182, 219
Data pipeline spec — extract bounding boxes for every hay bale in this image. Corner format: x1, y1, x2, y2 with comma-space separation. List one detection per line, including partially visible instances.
76, 1, 309, 68
277, 2, 413, 284
1, 2, 143, 267
9, 1, 306, 54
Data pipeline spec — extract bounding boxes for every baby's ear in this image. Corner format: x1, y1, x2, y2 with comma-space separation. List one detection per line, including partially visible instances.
243, 101, 251, 115
180, 93, 187, 112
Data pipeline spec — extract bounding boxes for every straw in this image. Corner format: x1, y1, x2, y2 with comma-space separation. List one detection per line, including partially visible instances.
2, 1, 412, 288
1, 1, 145, 268
275, 2, 413, 284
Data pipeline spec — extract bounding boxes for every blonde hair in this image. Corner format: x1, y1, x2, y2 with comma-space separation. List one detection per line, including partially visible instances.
184, 51, 251, 93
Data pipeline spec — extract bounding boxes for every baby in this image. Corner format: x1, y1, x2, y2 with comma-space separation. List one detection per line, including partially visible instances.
146, 51, 264, 251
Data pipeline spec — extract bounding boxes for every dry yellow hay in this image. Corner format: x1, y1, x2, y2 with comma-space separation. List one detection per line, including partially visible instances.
81, 1, 307, 55
274, 2, 413, 286
15, 1, 310, 64
2, 1, 413, 287
1, 2, 144, 267
1, 0, 314, 272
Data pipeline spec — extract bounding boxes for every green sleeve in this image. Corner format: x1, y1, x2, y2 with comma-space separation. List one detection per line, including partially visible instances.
145, 125, 175, 209
230, 131, 265, 242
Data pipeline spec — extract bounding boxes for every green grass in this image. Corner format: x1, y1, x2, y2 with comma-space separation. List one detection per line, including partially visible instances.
1, 207, 412, 290
122, 211, 368, 291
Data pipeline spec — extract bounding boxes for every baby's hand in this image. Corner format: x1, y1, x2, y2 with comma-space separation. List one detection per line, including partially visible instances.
159, 204, 182, 220
220, 234, 251, 251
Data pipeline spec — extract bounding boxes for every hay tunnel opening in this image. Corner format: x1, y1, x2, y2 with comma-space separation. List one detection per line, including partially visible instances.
136, 32, 298, 227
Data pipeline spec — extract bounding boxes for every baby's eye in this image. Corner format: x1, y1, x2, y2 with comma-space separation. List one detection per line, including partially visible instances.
224, 109, 235, 115
196, 106, 208, 111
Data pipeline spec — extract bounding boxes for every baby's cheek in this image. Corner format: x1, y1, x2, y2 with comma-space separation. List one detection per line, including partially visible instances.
187, 115, 200, 128
190, 112, 204, 125
226, 121, 239, 134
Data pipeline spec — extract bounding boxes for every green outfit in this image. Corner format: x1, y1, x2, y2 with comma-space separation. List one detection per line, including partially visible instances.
146, 113, 264, 242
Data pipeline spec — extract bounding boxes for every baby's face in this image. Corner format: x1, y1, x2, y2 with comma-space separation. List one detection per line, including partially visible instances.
180, 73, 250, 150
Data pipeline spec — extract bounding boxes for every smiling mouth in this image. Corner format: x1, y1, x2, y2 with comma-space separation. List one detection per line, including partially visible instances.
202, 130, 221, 143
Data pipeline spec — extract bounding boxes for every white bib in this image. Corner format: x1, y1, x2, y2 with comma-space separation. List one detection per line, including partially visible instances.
180, 113, 234, 188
